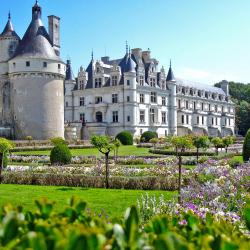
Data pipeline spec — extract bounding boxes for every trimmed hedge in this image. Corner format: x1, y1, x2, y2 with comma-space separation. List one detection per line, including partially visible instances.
243, 129, 250, 161
140, 131, 158, 142
115, 131, 133, 145
149, 149, 216, 156
50, 144, 72, 165
2, 172, 178, 190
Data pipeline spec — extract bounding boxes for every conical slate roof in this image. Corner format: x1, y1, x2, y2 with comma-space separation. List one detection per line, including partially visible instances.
13, 2, 59, 60
119, 52, 136, 73
166, 61, 175, 82
66, 60, 75, 81
1, 13, 20, 39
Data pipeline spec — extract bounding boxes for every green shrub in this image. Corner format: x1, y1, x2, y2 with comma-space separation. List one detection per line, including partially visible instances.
3, 152, 8, 168
115, 131, 133, 145
140, 131, 158, 142
198, 156, 208, 164
243, 129, 250, 161
228, 158, 241, 168
50, 137, 66, 146
50, 144, 72, 165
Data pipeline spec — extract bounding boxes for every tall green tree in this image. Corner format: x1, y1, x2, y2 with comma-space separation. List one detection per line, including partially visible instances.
91, 135, 114, 189
171, 136, 193, 203
243, 129, 250, 162
0, 138, 14, 183
192, 136, 210, 163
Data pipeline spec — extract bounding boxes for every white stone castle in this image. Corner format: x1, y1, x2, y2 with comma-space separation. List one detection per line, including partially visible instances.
65, 46, 235, 139
0, 1, 65, 139
0, 2, 235, 140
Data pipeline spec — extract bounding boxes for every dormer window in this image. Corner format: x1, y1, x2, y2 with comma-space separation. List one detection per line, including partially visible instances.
58, 64, 61, 69
43, 62, 47, 68
150, 78, 156, 87
198, 90, 201, 97
139, 76, 144, 86
95, 78, 102, 88
112, 75, 118, 86
96, 67, 100, 73
26, 61, 30, 67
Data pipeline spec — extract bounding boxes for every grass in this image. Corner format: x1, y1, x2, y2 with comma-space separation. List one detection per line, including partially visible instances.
232, 155, 243, 163
14, 145, 156, 157
0, 184, 174, 218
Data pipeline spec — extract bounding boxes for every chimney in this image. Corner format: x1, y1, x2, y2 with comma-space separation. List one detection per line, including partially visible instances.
142, 49, 151, 62
48, 15, 60, 56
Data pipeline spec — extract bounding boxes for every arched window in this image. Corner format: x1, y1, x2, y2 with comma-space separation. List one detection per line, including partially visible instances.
96, 111, 103, 122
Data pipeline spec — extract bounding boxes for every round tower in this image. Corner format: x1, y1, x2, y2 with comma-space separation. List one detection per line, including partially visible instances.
8, 1, 65, 139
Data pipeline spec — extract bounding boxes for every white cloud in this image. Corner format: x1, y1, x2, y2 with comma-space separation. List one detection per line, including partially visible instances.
177, 67, 238, 85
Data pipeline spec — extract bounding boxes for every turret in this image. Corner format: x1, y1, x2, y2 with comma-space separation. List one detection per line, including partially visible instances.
166, 60, 177, 135
0, 13, 20, 64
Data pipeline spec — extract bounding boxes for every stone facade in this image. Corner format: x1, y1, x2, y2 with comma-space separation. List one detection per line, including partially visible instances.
0, 2, 65, 139
65, 48, 235, 139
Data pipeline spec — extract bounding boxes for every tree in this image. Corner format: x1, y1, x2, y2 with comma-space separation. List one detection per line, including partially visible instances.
222, 136, 234, 153
171, 136, 193, 203
50, 137, 66, 146
113, 138, 121, 163
243, 129, 250, 162
25, 136, 33, 145
211, 137, 223, 155
192, 136, 210, 163
0, 138, 14, 183
149, 138, 159, 150
91, 135, 114, 188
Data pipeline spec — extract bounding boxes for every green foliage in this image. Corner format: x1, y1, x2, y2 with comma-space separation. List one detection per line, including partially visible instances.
171, 136, 193, 154
3, 152, 8, 168
192, 136, 210, 150
25, 136, 33, 141
222, 136, 234, 151
211, 137, 223, 155
50, 144, 72, 165
0, 138, 14, 153
0, 199, 249, 249
115, 131, 133, 145
50, 137, 66, 146
140, 131, 158, 142
228, 158, 241, 168
91, 135, 114, 155
243, 129, 250, 161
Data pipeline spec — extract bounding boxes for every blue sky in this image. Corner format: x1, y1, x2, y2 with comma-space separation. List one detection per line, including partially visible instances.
1, 0, 250, 84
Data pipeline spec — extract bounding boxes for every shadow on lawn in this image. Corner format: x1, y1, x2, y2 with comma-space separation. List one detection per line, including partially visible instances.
56, 187, 89, 191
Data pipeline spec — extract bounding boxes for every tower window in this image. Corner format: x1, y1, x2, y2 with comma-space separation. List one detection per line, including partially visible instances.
127, 96, 130, 102
79, 97, 85, 106
26, 61, 30, 67
127, 80, 130, 86
13, 62, 16, 67
43, 62, 47, 68
112, 111, 119, 123
112, 94, 118, 103
58, 64, 61, 69
127, 116, 130, 122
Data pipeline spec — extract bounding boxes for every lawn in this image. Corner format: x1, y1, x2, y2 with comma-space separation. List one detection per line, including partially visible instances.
0, 184, 174, 218
14, 145, 156, 157
232, 155, 243, 163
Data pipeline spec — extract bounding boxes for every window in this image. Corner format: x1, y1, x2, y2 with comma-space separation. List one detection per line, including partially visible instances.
43, 62, 47, 68
216, 117, 218, 125
139, 75, 144, 86
13, 62, 16, 67
209, 104, 211, 111
212, 117, 214, 125
66, 101, 68, 107
139, 94, 144, 103
229, 119, 231, 126
80, 113, 85, 121
58, 64, 61, 69
215, 105, 218, 112
140, 110, 145, 123
185, 101, 189, 109
79, 97, 84, 106
162, 112, 166, 124
186, 115, 189, 124
197, 116, 199, 124
150, 78, 156, 87
95, 78, 102, 88
178, 99, 181, 108
201, 103, 204, 111
96, 111, 103, 122
112, 111, 118, 123
140, 129, 143, 135
127, 96, 130, 102
162, 97, 166, 106
79, 83, 84, 90
181, 115, 185, 124
127, 116, 130, 122
202, 116, 204, 125
127, 80, 130, 86
95, 96, 102, 104
112, 75, 118, 86
150, 108, 156, 123
194, 102, 196, 110
26, 61, 30, 67
112, 94, 118, 103
151, 92, 157, 103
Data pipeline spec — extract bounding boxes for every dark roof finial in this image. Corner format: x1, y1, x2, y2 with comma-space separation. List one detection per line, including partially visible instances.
166, 59, 175, 82
170, 59, 172, 68
8, 11, 11, 20
91, 49, 94, 60
126, 40, 128, 54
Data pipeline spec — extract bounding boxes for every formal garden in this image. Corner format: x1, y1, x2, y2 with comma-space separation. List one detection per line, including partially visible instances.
0, 131, 249, 249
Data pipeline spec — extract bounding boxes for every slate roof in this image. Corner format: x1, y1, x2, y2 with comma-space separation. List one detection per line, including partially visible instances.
65, 60, 75, 81
0, 14, 20, 39
13, 2, 60, 60
166, 64, 175, 82
176, 78, 225, 95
